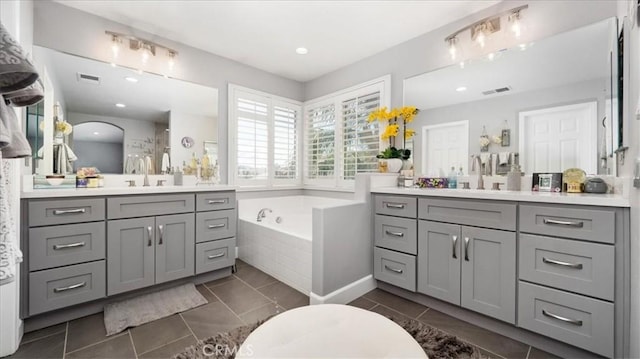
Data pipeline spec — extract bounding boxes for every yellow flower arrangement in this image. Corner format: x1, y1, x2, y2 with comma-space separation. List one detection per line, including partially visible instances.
55, 120, 73, 135
367, 106, 419, 159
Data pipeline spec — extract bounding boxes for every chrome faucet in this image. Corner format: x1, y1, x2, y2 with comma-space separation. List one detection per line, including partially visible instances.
257, 208, 272, 222
471, 155, 485, 190
137, 156, 152, 187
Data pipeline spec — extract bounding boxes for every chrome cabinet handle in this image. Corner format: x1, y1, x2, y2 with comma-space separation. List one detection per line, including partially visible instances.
208, 223, 226, 229
208, 200, 226, 204
158, 225, 164, 245
543, 218, 584, 228
542, 257, 583, 269
208, 252, 226, 259
53, 242, 86, 250
385, 203, 405, 209
542, 309, 583, 326
53, 281, 86, 293
384, 265, 403, 274
385, 230, 404, 237
464, 237, 470, 261
147, 226, 153, 247
53, 208, 86, 215
452, 235, 458, 259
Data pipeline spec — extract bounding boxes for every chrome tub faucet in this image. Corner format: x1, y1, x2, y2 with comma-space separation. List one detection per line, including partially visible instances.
257, 208, 272, 222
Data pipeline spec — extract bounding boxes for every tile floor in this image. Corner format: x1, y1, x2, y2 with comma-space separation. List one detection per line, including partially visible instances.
9, 260, 558, 359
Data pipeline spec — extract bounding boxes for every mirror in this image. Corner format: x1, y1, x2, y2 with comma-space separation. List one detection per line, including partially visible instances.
404, 18, 619, 176
30, 46, 219, 175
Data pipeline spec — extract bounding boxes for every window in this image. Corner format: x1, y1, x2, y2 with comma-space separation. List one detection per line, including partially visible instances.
229, 85, 301, 187
304, 75, 390, 187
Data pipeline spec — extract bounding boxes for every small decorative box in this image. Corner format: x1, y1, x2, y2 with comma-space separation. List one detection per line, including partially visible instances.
34, 175, 77, 189
417, 177, 449, 188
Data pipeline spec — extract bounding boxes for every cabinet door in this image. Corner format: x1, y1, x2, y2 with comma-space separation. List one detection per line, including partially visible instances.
417, 221, 460, 305
156, 213, 195, 284
107, 217, 155, 295
461, 226, 516, 323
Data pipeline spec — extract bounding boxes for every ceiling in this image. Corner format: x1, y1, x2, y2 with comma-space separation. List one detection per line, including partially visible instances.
54, 0, 501, 82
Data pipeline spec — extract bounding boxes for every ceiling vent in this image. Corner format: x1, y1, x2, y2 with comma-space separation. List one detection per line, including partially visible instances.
76, 72, 101, 85
482, 86, 511, 95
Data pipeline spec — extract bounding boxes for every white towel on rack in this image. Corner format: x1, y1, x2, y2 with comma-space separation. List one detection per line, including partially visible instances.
499, 152, 510, 165
480, 153, 490, 165
161, 153, 170, 174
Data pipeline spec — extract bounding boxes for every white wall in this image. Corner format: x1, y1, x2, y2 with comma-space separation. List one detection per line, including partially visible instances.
33, 1, 304, 184
169, 111, 217, 170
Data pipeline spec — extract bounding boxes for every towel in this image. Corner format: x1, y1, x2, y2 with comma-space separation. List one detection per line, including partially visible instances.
0, 151, 23, 286
479, 153, 490, 165
0, 23, 39, 93
53, 143, 77, 174
124, 154, 134, 174
161, 152, 170, 174
5, 79, 44, 107
0, 96, 31, 158
499, 152, 510, 165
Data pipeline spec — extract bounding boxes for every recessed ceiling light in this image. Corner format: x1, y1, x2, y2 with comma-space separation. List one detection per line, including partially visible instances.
93, 132, 100, 135
295, 47, 308, 55
456, 86, 467, 92
125, 76, 138, 83
115, 103, 126, 108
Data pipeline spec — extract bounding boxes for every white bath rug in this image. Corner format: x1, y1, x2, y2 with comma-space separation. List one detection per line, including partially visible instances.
103, 283, 207, 336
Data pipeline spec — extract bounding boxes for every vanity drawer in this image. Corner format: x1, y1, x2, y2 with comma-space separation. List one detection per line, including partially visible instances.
374, 215, 417, 255
374, 247, 416, 291
196, 192, 236, 212
519, 234, 614, 301
195, 238, 236, 274
418, 198, 516, 231
29, 222, 106, 271
28, 198, 105, 227
196, 209, 237, 243
107, 194, 195, 219
518, 282, 613, 358
519, 204, 615, 243
29, 260, 106, 316
375, 195, 417, 218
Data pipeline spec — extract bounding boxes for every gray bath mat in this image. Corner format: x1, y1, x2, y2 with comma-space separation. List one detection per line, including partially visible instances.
104, 283, 207, 336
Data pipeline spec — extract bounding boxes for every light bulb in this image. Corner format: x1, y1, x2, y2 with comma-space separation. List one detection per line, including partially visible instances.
510, 11, 522, 38
141, 46, 150, 64
111, 35, 120, 59
448, 38, 457, 61
167, 51, 176, 71
476, 31, 486, 48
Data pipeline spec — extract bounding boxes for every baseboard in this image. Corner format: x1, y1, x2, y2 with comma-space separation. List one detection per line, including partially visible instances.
310, 275, 375, 305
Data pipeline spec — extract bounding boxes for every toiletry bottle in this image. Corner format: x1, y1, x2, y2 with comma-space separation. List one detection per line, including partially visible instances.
448, 166, 458, 188
506, 164, 522, 191
458, 166, 464, 176
174, 167, 183, 186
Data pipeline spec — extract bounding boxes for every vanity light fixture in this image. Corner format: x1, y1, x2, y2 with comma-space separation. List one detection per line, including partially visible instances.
115, 103, 126, 108
448, 37, 458, 60
295, 47, 309, 55
110, 34, 121, 59
105, 30, 178, 72
509, 9, 523, 38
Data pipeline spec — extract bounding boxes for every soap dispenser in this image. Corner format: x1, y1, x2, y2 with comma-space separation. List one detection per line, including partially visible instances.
506, 164, 522, 191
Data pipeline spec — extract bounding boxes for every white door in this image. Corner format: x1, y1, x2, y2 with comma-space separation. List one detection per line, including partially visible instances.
519, 102, 597, 174
422, 121, 469, 176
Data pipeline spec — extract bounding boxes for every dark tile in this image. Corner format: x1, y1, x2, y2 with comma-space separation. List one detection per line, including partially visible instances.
476, 346, 505, 359
9, 332, 65, 359
239, 303, 285, 325
417, 309, 529, 359
21, 322, 66, 344
236, 259, 249, 267
369, 303, 414, 323
181, 301, 243, 339
139, 335, 197, 358
528, 346, 560, 359
363, 288, 428, 318
234, 265, 277, 289
203, 274, 235, 288
196, 284, 219, 303
130, 315, 191, 354
65, 313, 108, 353
347, 296, 377, 310
257, 281, 308, 310
209, 278, 270, 315
66, 333, 135, 359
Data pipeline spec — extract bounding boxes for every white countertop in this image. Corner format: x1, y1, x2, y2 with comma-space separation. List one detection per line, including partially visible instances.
371, 187, 630, 207
21, 185, 236, 199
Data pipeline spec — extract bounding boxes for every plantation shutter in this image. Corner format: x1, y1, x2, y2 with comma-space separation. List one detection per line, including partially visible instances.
236, 96, 269, 182
341, 91, 380, 180
305, 102, 336, 180
273, 103, 298, 180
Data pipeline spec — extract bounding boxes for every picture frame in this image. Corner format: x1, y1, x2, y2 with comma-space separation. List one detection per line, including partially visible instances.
532, 172, 563, 192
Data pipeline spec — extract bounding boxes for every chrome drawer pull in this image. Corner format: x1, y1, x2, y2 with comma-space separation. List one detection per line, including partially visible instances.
543, 218, 584, 228
385, 230, 404, 237
53, 242, 86, 250
147, 226, 153, 247
452, 235, 458, 259
384, 265, 403, 274
542, 309, 583, 326
464, 237, 470, 261
208, 200, 226, 204
53, 208, 86, 215
53, 281, 86, 293
385, 203, 405, 209
158, 225, 164, 245
208, 224, 226, 229
208, 252, 226, 259
542, 257, 583, 269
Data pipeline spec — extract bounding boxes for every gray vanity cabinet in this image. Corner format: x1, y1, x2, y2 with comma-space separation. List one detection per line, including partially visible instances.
107, 214, 195, 295
417, 221, 460, 305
